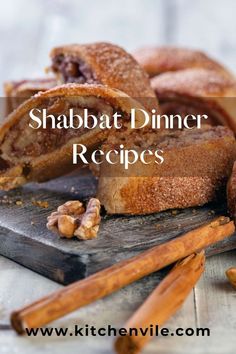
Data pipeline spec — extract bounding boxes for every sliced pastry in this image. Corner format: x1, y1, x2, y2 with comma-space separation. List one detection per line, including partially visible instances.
0, 83, 145, 190
50, 42, 158, 111
151, 69, 236, 133
133, 46, 232, 78
97, 125, 236, 214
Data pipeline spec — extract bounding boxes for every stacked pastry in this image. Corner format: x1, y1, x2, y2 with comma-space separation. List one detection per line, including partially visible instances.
1, 43, 157, 189
5, 43, 157, 114
1, 43, 236, 215
134, 46, 236, 132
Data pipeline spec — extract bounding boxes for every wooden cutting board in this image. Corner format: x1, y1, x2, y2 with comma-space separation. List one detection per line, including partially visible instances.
0, 171, 235, 285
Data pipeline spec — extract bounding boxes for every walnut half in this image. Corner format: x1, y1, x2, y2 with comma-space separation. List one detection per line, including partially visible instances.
47, 199, 101, 240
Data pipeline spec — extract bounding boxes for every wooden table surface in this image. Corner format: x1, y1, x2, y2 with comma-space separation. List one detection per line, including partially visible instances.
0, 250, 235, 354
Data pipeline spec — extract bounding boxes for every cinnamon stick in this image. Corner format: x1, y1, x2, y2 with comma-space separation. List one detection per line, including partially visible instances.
115, 252, 205, 354
11, 216, 234, 334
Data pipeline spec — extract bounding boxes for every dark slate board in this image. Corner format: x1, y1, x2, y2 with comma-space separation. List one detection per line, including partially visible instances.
0, 170, 235, 285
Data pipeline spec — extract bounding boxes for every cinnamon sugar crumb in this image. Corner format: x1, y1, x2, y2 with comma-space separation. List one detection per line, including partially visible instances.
208, 210, 215, 216
171, 209, 178, 216
32, 199, 49, 208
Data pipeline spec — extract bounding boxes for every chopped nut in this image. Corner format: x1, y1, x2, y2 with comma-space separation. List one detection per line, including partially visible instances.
75, 199, 101, 240
47, 199, 101, 240
58, 200, 84, 215
58, 215, 76, 238
226, 267, 236, 288
47, 211, 60, 233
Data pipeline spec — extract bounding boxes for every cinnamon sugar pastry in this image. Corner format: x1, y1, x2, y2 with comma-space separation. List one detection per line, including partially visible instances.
0, 84, 145, 190
50, 42, 158, 111
151, 69, 236, 133
4, 78, 56, 115
133, 46, 232, 78
97, 126, 236, 215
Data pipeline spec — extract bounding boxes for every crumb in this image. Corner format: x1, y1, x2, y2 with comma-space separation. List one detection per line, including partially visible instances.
208, 210, 215, 216
70, 186, 75, 192
171, 209, 178, 216
192, 209, 197, 214
32, 200, 49, 208
31, 221, 35, 225
15, 200, 23, 206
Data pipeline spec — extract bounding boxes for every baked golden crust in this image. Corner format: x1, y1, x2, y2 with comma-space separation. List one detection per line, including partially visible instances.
152, 68, 236, 97
133, 46, 232, 78
0, 83, 146, 190
98, 177, 220, 215
50, 42, 158, 111
151, 69, 236, 133
97, 126, 236, 215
